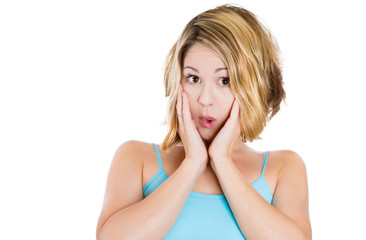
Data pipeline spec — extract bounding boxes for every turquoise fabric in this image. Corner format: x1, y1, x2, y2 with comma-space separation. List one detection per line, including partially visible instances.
143, 143, 273, 240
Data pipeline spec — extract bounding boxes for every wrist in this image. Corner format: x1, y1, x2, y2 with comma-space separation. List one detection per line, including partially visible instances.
211, 155, 232, 164
182, 157, 207, 175
210, 156, 233, 172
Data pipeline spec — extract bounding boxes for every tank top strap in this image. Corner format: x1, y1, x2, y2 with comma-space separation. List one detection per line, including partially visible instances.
152, 143, 163, 170
260, 151, 270, 177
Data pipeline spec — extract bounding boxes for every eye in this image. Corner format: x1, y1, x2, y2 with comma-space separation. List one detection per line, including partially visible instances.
186, 75, 201, 84
218, 77, 230, 87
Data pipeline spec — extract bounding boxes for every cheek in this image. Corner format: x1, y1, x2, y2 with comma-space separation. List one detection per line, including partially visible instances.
182, 87, 197, 108
186, 92, 198, 115
222, 98, 235, 117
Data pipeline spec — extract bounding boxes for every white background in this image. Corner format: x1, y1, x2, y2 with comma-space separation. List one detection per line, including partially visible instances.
1, 0, 365, 239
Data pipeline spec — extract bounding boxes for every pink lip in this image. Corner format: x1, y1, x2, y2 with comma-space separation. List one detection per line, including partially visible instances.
199, 116, 217, 129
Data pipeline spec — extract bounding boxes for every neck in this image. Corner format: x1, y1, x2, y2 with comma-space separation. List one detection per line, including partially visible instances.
202, 138, 213, 149
202, 136, 249, 154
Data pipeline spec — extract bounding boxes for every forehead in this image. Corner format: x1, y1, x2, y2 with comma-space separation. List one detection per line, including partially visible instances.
183, 44, 226, 69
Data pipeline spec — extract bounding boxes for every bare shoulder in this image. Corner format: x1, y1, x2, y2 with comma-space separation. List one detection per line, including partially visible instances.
269, 150, 307, 178
113, 140, 153, 163
269, 150, 311, 238
269, 149, 309, 204
110, 140, 154, 189
96, 140, 153, 233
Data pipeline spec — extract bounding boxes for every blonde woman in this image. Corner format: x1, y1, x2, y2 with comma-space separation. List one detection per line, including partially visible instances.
96, 4, 311, 240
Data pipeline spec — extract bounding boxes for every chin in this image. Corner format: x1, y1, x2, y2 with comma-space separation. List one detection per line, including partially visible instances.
198, 128, 218, 141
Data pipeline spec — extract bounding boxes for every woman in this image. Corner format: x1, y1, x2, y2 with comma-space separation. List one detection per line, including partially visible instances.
96, 4, 311, 240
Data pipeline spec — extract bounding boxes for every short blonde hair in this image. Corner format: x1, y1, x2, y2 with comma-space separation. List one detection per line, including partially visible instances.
162, 4, 286, 151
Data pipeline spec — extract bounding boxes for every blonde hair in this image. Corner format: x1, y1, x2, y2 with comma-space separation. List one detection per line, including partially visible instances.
162, 4, 286, 151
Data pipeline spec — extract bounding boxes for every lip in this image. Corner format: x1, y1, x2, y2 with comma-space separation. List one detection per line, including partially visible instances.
199, 116, 217, 129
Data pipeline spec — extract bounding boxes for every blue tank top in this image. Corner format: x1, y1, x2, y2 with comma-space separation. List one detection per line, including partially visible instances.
143, 143, 273, 240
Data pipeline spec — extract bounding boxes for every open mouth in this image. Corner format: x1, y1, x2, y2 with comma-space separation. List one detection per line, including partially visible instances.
199, 117, 217, 128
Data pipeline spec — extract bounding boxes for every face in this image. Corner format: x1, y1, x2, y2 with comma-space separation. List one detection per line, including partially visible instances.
181, 44, 235, 141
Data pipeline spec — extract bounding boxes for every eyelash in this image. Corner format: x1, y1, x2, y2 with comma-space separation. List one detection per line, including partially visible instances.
185, 75, 230, 87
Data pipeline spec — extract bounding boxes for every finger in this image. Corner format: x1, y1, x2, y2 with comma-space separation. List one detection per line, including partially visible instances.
176, 84, 184, 136
230, 99, 240, 119
176, 84, 183, 115
226, 100, 240, 130
181, 89, 193, 122
232, 100, 241, 130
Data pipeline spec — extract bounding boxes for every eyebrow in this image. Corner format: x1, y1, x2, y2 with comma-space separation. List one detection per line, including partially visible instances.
183, 66, 227, 73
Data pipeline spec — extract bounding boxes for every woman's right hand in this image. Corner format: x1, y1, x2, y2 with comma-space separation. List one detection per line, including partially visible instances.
176, 83, 208, 170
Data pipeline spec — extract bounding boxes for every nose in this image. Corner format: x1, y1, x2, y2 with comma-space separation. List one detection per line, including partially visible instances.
198, 84, 214, 106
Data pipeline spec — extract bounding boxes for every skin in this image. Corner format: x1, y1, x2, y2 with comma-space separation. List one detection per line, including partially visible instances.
176, 44, 311, 239
96, 44, 311, 239
181, 43, 235, 148
176, 43, 244, 194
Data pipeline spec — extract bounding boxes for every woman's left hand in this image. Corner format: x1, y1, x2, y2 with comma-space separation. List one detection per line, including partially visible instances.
208, 99, 241, 164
